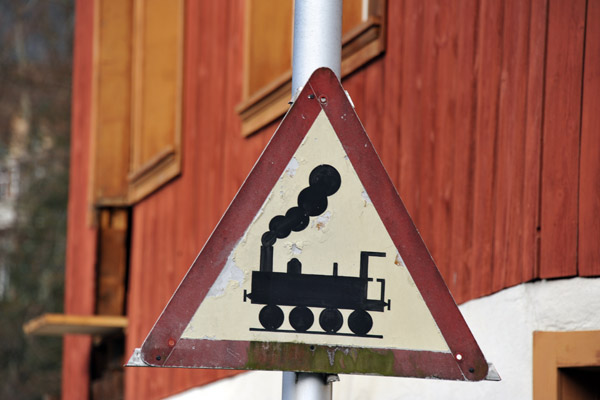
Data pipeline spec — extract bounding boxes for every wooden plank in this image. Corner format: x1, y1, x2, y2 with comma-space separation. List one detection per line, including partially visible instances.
399, 0, 424, 227
362, 59, 384, 157
521, 0, 548, 282
341, 69, 366, 123
540, 0, 586, 278
128, 0, 184, 202
492, 0, 532, 291
430, 0, 458, 297
470, 0, 504, 298
246, 0, 293, 96
126, 197, 152, 399
63, 1, 97, 399
578, 0, 600, 276
380, 0, 403, 186
533, 331, 559, 400
131, 0, 182, 166
139, 195, 163, 398
65, 0, 97, 317
91, 0, 132, 206
24, 314, 127, 336
342, 0, 364, 34
414, 0, 437, 263
222, 0, 247, 208
96, 208, 129, 316
449, 0, 478, 303
124, 204, 145, 400
154, 184, 170, 396
125, 200, 162, 399
197, 0, 228, 244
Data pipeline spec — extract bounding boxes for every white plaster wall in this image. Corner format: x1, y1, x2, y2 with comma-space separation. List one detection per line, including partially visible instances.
166, 277, 600, 400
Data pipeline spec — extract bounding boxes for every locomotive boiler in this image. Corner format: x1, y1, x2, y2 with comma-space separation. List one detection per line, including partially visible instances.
243, 165, 391, 337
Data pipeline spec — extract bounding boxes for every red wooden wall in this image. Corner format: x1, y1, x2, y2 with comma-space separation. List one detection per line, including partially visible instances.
65, 0, 600, 399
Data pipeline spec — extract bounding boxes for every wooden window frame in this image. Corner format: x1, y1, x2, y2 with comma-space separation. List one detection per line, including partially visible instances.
128, 0, 184, 203
533, 330, 600, 400
236, 0, 387, 137
90, 0, 184, 208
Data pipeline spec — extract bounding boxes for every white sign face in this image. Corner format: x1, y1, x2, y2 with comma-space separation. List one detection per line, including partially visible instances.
182, 111, 450, 353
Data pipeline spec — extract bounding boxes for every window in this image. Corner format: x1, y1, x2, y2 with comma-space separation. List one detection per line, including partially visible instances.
236, 0, 386, 136
90, 0, 184, 206
533, 331, 600, 400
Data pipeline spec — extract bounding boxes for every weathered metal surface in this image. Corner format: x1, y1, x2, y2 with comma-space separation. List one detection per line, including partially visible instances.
486, 363, 501, 381
126, 348, 147, 367
134, 68, 491, 381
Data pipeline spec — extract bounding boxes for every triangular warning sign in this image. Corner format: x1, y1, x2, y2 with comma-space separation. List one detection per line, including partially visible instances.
133, 68, 491, 381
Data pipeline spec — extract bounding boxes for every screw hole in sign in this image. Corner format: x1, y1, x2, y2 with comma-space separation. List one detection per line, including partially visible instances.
456, 353, 463, 361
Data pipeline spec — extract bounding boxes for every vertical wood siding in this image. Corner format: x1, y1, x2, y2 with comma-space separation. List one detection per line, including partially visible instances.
62, 0, 600, 398
62, 1, 97, 399
540, 0, 587, 278
578, 0, 600, 276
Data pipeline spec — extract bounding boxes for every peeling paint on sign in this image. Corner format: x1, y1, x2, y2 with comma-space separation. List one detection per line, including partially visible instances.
285, 157, 300, 178
361, 190, 372, 205
313, 210, 331, 231
206, 248, 245, 298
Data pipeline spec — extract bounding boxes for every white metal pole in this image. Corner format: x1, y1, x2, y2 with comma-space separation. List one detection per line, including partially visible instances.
284, 1, 343, 398
291, 0, 343, 100
282, 371, 296, 400
282, 372, 334, 400
296, 373, 332, 400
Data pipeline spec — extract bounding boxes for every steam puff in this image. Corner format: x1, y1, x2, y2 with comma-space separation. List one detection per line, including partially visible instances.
261, 165, 341, 246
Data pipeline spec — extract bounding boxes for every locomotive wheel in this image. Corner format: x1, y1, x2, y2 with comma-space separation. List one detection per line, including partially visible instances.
348, 310, 373, 336
259, 305, 284, 331
319, 308, 343, 333
289, 306, 314, 332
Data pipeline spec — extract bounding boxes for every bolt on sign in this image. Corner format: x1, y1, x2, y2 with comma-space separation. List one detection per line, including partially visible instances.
128, 68, 498, 381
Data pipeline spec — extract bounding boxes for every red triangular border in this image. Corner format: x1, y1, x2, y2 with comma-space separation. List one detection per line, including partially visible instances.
137, 68, 489, 381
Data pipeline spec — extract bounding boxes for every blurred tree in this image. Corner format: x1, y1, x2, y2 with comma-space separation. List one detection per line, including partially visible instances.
0, 0, 74, 399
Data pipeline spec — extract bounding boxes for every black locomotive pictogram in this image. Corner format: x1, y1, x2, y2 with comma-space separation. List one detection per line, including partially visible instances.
243, 164, 391, 337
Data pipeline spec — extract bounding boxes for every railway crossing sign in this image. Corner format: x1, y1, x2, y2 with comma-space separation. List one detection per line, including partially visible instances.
130, 68, 494, 381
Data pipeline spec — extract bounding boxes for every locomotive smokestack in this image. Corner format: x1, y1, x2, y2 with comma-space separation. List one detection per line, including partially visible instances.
259, 245, 273, 272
